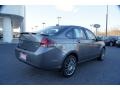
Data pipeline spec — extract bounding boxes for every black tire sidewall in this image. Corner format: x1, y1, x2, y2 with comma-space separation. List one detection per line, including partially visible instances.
99, 48, 105, 61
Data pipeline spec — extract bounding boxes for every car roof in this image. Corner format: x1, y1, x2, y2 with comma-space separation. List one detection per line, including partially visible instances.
51, 25, 88, 30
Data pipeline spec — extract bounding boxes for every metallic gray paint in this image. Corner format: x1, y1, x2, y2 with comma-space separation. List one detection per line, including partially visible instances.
15, 26, 105, 70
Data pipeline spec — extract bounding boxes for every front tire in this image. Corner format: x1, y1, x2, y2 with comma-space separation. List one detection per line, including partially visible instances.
62, 55, 77, 77
97, 48, 105, 61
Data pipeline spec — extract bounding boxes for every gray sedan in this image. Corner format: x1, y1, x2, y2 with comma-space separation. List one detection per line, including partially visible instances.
15, 25, 105, 77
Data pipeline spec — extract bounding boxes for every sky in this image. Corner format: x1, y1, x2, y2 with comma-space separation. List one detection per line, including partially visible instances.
25, 5, 120, 32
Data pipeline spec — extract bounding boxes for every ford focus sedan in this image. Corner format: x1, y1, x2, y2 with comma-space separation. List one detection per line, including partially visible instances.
15, 25, 105, 77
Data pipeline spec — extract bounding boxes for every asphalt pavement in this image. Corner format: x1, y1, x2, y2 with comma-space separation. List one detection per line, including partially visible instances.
0, 44, 120, 85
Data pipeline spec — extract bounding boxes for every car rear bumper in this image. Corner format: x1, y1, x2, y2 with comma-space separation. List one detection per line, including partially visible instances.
15, 47, 63, 70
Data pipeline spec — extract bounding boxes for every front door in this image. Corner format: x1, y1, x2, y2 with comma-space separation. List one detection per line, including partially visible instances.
84, 29, 100, 58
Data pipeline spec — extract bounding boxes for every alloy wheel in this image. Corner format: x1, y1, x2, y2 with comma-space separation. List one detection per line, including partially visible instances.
63, 55, 77, 77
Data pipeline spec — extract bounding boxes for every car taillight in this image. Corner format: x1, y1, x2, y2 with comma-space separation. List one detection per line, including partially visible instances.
40, 37, 55, 47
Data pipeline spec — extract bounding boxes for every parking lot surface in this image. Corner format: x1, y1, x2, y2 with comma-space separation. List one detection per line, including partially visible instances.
0, 44, 120, 85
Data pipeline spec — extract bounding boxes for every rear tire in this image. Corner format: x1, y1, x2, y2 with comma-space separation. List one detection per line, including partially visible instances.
62, 55, 77, 77
97, 48, 105, 61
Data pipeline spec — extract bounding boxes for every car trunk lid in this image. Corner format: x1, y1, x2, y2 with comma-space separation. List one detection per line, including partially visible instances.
18, 32, 43, 52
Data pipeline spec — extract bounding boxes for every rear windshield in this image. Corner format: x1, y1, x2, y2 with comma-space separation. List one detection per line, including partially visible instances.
37, 26, 68, 36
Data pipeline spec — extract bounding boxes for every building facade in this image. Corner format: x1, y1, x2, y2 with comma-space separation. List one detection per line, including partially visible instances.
0, 5, 25, 43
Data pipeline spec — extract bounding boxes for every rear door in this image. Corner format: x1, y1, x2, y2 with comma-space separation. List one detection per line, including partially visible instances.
72, 27, 88, 62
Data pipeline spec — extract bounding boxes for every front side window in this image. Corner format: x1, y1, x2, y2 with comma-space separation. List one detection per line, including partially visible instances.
85, 30, 96, 40
74, 28, 86, 39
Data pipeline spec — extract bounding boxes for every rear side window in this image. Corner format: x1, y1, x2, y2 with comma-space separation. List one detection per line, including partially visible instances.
66, 30, 75, 39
